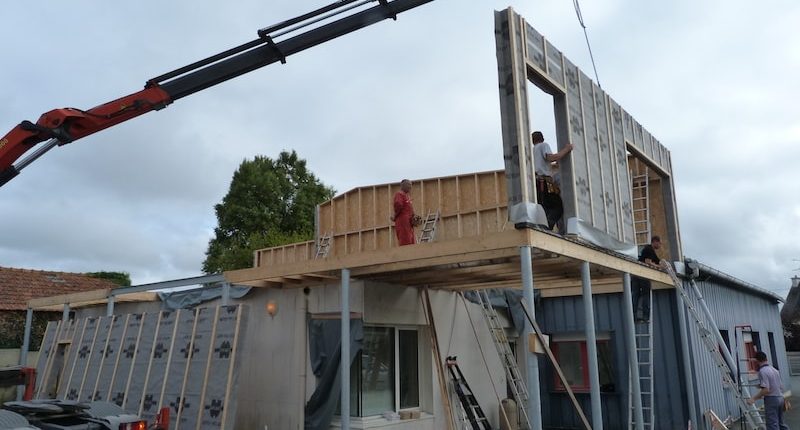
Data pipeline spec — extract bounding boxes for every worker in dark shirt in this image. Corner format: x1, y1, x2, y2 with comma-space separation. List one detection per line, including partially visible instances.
632, 236, 661, 322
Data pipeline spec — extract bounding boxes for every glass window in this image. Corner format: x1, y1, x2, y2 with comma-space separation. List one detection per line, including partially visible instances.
552, 339, 615, 392
361, 326, 395, 416
399, 330, 419, 409
768, 332, 779, 370
339, 326, 419, 417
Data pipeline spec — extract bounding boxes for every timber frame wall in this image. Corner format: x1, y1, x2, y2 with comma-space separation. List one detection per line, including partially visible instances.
254, 170, 510, 267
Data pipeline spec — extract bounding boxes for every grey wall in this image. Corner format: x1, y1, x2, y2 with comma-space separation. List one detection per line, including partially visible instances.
538, 291, 689, 430
683, 278, 789, 425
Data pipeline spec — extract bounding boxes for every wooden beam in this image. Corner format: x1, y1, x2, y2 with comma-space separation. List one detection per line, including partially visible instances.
29, 288, 111, 309
227, 227, 672, 289
225, 229, 530, 283
35, 292, 159, 311
527, 229, 672, 283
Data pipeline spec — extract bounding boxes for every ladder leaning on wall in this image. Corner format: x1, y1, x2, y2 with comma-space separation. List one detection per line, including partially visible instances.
628, 290, 655, 430
417, 210, 440, 243
631, 159, 651, 247
474, 289, 531, 430
663, 263, 763, 429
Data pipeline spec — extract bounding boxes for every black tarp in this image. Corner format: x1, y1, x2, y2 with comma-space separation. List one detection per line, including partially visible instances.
464, 288, 540, 336
304, 317, 363, 430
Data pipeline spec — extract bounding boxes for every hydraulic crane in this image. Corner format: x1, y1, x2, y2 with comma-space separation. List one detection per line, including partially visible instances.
0, 0, 434, 187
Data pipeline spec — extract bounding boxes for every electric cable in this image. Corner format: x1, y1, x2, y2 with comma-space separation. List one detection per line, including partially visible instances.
573, 0, 602, 88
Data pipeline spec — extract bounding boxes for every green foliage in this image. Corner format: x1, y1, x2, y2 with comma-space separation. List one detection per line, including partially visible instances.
85, 271, 131, 287
0, 311, 52, 350
203, 150, 334, 273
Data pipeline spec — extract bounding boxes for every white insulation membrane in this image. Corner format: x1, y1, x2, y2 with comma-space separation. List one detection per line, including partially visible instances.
34, 304, 247, 430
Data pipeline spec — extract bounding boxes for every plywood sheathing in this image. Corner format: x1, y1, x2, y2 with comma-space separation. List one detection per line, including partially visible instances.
227, 228, 673, 295
254, 170, 509, 265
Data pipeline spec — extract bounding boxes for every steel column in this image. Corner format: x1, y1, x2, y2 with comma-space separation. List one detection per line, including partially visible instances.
16, 306, 34, 401
20, 307, 33, 366
106, 294, 115, 316
62, 304, 70, 324
623, 273, 644, 430
520, 246, 543, 430
341, 268, 351, 430
581, 262, 603, 429
675, 288, 699, 428
221, 282, 231, 305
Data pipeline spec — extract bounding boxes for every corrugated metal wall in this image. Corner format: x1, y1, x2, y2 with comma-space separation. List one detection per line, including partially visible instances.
538, 291, 688, 429
682, 279, 790, 424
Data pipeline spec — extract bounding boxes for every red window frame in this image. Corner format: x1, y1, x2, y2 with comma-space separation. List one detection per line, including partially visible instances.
552, 340, 609, 393
744, 338, 758, 372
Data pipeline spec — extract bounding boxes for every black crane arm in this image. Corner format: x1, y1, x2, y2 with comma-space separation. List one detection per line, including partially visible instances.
0, 0, 434, 187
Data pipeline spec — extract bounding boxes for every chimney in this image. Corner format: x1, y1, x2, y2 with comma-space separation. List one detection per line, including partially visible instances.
793, 276, 800, 289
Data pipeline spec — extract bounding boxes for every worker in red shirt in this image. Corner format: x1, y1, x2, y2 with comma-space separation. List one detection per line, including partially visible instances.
391, 179, 417, 246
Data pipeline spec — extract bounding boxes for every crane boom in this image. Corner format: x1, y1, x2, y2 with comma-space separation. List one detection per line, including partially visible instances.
0, 0, 434, 187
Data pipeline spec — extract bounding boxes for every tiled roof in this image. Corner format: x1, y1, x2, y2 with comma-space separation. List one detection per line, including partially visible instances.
0, 267, 119, 311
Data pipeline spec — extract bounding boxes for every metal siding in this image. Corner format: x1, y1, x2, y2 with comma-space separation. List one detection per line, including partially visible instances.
652, 290, 690, 429
684, 278, 789, 426
539, 292, 689, 430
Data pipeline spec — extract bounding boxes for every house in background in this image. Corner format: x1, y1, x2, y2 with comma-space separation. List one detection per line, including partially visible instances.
0, 267, 121, 401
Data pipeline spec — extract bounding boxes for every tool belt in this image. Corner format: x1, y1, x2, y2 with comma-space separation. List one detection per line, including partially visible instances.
536, 175, 559, 194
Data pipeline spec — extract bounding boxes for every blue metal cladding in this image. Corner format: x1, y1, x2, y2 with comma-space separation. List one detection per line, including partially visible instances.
682, 278, 790, 424
538, 291, 688, 429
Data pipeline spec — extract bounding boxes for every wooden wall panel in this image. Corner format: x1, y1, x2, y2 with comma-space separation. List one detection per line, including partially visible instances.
361, 188, 376, 230
440, 177, 459, 215
347, 191, 360, 231
375, 185, 392, 228
460, 213, 479, 238
460, 176, 478, 212
254, 171, 511, 267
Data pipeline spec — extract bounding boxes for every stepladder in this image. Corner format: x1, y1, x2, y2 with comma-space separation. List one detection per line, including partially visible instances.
446, 356, 492, 430
473, 290, 531, 430
663, 263, 763, 429
629, 289, 654, 430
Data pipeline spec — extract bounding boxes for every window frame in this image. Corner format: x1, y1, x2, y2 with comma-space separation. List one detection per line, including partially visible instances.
742, 331, 760, 373
343, 325, 420, 418
550, 334, 614, 393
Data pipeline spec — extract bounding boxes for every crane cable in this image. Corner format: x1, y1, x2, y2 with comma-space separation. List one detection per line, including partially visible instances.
573, 0, 602, 88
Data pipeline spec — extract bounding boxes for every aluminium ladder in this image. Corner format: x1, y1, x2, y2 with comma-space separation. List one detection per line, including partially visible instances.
417, 210, 440, 243
631, 160, 651, 246
475, 289, 531, 430
446, 356, 493, 430
628, 290, 655, 430
315, 232, 332, 259
663, 263, 762, 429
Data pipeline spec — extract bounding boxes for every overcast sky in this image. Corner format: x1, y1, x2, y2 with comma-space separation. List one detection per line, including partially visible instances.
1, 1, 798, 296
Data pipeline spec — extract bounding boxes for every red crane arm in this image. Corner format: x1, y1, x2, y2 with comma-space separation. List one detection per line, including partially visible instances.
0, 85, 171, 176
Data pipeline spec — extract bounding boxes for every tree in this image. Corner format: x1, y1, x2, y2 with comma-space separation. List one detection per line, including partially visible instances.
85, 271, 131, 287
203, 150, 334, 272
